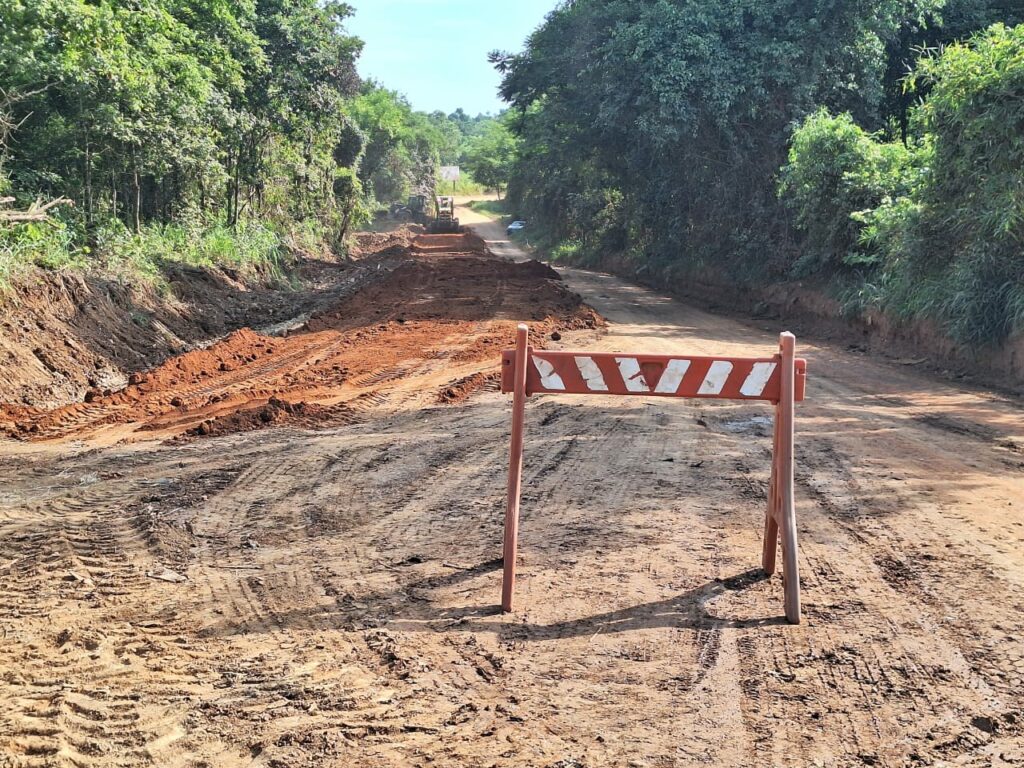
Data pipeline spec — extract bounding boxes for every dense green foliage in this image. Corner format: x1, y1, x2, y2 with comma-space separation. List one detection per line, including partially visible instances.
495, 0, 944, 266
779, 110, 924, 275
1, 0, 362, 234
0, 0, 480, 287
351, 85, 441, 205
350, 94, 504, 200
468, 199, 510, 219
499, 0, 1024, 343
882, 24, 1024, 341
461, 116, 519, 197
784, 24, 1024, 341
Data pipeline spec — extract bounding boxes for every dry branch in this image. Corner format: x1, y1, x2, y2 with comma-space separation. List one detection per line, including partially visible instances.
0, 196, 73, 224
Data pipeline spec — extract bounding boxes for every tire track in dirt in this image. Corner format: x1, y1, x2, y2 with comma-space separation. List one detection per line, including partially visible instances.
765, 424, 1024, 764
0, 229, 610, 767
444, 396, 764, 765
0, 449, 241, 767
466, 207, 1024, 765
178, 424, 520, 760
2, 211, 1023, 766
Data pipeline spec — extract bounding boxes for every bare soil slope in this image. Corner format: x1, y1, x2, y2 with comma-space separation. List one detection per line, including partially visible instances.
0, 244, 375, 410
0, 210, 1022, 768
0, 231, 599, 443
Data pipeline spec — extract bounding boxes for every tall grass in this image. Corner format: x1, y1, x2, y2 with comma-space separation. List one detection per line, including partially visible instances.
0, 220, 83, 291
436, 172, 489, 196
98, 220, 281, 282
1, 216, 285, 293
468, 199, 510, 220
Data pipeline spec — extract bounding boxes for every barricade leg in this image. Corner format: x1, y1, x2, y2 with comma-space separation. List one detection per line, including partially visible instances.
778, 332, 801, 624
501, 324, 530, 612
761, 406, 780, 576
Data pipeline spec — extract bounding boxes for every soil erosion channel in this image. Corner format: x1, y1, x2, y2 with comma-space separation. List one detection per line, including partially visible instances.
1, 206, 1023, 767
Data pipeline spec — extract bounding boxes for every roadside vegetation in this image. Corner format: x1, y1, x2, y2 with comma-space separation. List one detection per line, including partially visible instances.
438, 177, 488, 196
468, 200, 510, 220
0, 1, 501, 292
459, 116, 519, 199
495, 1, 1024, 345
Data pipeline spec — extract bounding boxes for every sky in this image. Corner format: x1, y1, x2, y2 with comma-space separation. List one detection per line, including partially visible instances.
346, 1, 558, 116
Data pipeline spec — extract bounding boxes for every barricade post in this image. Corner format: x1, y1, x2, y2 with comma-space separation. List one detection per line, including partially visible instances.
501, 324, 529, 612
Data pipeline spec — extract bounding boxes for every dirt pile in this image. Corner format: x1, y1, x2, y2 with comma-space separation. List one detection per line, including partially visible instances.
411, 230, 488, 255
307, 256, 587, 329
118, 328, 285, 401
184, 397, 357, 439
0, 251, 367, 410
350, 228, 419, 260
1, 233, 602, 443
438, 371, 501, 404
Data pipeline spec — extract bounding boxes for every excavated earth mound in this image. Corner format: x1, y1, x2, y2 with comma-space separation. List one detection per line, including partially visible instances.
0, 233, 602, 442
0, 227, 422, 410
181, 397, 358, 440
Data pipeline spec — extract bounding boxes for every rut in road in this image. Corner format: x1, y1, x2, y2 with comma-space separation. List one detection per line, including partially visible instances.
0, 209, 1022, 767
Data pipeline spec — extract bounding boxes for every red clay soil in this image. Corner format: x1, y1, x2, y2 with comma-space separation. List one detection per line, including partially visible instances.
349, 228, 418, 257
179, 397, 358, 440
0, 229, 424, 411
0, 233, 602, 442
410, 230, 488, 255
437, 371, 502, 404
3, 215, 1023, 768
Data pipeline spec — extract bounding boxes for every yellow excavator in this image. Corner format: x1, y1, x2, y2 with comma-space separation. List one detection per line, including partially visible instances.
427, 195, 461, 234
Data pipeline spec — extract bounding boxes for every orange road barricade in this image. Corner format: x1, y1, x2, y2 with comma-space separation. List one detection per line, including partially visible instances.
500, 325, 808, 624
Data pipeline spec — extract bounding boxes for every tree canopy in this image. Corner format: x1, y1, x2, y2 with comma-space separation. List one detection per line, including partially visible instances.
0, 0, 475, 280
497, 0, 1024, 343
461, 117, 519, 197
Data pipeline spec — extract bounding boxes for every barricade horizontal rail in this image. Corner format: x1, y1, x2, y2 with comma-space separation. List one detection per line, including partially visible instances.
502, 350, 807, 402
499, 325, 806, 624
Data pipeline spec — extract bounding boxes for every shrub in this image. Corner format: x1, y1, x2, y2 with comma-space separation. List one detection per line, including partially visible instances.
548, 240, 583, 262
0, 215, 286, 294
779, 109, 922, 276
910, 23, 1024, 258
96, 219, 282, 284
874, 24, 1024, 342
0, 218, 83, 290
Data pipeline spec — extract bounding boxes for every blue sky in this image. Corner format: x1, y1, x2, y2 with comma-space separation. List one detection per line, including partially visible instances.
346, 1, 558, 116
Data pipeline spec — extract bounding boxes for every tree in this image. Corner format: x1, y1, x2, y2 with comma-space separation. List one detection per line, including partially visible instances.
0, 0, 366, 236
495, 0, 945, 271
462, 118, 519, 197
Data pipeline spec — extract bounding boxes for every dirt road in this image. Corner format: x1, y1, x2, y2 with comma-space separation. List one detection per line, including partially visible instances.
1, 205, 1023, 767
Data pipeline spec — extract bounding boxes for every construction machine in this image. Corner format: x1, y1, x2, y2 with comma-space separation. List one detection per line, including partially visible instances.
427, 195, 461, 234
406, 194, 428, 225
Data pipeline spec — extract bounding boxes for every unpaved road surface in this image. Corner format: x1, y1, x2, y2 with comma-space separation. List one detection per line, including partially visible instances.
1, 206, 1023, 767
